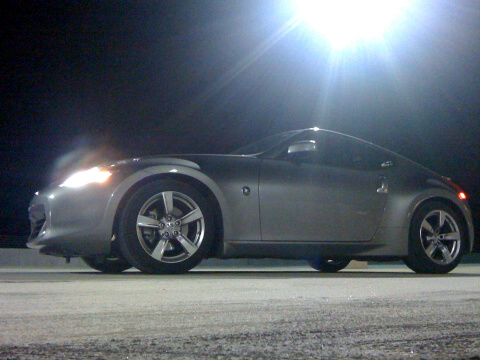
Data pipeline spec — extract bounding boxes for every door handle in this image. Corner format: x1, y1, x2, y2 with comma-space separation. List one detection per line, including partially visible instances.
377, 176, 388, 194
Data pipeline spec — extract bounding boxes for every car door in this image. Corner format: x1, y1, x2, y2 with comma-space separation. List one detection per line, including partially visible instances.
258, 130, 391, 242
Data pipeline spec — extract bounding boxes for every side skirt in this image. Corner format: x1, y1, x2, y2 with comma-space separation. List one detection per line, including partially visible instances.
219, 227, 408, 260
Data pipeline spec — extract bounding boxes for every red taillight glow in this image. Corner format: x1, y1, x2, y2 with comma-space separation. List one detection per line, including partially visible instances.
459, 192, 467, 200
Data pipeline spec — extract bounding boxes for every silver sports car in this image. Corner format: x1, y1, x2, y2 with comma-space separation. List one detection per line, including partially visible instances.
27, 128, 474, 274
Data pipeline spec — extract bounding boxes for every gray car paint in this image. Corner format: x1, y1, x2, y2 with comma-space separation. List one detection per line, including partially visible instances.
27, 129, 475, 261
259, 158, 388, 242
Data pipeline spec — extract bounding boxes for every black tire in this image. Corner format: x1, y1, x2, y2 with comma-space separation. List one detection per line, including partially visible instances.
118, 180, 214, 274
308, 259, 351, 273
403, 201, 465, 274
81, 255, 132, 273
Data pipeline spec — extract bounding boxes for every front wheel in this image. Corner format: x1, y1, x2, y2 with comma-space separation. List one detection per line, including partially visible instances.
308, 259, 351, 273
118, 180, 214, 274
403, 201, 465, 274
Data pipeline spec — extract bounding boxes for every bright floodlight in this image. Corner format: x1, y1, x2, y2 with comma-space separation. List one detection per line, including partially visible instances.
293, 0, 411, 49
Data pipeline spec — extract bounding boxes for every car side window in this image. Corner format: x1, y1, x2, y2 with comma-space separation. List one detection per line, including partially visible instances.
275, 131, 388, 171
321, 133, 387, 171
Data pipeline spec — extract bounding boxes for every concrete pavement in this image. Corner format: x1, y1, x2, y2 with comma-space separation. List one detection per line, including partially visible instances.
0, 265, 479, 359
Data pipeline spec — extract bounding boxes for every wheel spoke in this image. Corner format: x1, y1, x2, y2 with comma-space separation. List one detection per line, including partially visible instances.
424, 242, 438, 258
137, 215, 160, 228
439, 245, 454, 263
151, 239, 169, 261
179, 208, 203, 225
421, 220, 435, 234
442, 231, 460, 241
175, 233, 198, 255
162, 192, 173, 215
438, 210, 446, 229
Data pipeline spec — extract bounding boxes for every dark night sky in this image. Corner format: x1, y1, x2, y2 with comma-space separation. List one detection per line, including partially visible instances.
2, 0, 480, 240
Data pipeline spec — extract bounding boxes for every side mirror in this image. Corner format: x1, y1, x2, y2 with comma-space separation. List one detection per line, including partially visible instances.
288, 140, 317, 155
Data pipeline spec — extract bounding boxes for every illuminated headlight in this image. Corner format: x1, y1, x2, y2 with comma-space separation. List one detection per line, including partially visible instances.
60, 167, 112, 188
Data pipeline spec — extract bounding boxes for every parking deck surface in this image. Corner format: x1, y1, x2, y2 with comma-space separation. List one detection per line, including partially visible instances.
1, 265, 479, 359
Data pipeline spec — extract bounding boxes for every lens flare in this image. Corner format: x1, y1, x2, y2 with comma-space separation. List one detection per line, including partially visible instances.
60, 167, 112, 188
293, 0, 412, 49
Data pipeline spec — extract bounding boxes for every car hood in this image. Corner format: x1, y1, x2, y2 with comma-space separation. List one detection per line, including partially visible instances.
107, 154, 254, 171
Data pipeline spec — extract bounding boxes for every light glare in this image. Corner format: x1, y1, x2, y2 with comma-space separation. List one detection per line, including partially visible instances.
293, 0, 411, 49
60, 167, 112, 188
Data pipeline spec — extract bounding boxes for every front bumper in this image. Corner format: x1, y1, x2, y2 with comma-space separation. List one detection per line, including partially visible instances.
27, 180, 120, 257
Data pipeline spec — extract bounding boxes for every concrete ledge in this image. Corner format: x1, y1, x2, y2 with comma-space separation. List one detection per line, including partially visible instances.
0, 249, 87, 268
345, 260, 368, 269
0, 249, 368, 270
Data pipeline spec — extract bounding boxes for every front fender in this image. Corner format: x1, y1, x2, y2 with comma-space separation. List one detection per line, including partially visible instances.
101, 164, 232, 244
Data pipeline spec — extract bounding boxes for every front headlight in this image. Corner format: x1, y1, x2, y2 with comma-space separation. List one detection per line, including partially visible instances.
60, 167, 112, 188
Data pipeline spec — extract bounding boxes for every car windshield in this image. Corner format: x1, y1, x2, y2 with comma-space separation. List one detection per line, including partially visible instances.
230, 130, 303, 155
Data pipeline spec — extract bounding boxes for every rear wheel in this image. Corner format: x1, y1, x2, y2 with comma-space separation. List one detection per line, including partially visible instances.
81, 255, 132, 273
403, 201, 465, 274
118, 180, 214, 274
308, 259, 351, 273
